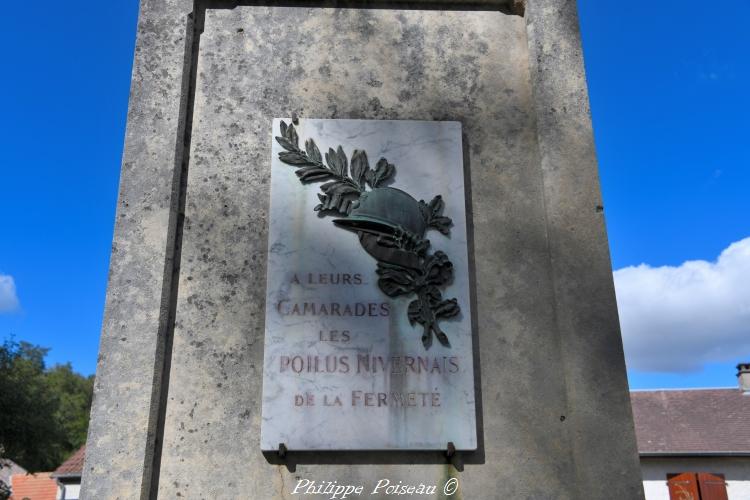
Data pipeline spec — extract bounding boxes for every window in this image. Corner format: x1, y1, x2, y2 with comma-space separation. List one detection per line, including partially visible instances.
667, 473, 728, 500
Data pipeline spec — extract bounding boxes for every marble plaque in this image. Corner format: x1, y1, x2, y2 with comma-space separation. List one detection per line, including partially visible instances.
261, 119, 476, 450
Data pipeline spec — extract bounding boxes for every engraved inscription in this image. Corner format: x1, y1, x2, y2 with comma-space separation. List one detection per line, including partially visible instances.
261, 119, 476, 451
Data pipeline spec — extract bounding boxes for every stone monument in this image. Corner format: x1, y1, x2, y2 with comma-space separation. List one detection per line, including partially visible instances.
82, 1, 646, 498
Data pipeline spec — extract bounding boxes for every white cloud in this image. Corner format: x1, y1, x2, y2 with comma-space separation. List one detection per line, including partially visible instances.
0, 274, 20, 313
614, 237, 750, 373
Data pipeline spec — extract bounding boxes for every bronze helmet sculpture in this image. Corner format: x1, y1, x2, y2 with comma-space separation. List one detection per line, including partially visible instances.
275, 120, 460, 349
333, 187, 426, 270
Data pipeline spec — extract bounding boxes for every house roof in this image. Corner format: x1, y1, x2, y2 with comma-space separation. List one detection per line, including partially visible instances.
9, 472, 58, 500
631, 388, 750, 455
0, 459, 27, 485
53, 445, 85, 478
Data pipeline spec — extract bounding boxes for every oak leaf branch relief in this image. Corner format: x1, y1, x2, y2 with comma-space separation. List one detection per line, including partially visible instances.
275, 120, 461, 349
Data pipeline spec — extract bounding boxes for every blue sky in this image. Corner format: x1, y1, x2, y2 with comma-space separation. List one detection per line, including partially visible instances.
578, 1, 750, 388
0, 1, 748, 390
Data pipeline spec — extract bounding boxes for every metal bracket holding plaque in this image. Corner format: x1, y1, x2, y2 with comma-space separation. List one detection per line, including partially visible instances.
261, 119, 476, 452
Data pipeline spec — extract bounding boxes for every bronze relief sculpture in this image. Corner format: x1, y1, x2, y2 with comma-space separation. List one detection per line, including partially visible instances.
275, 120, 460, 349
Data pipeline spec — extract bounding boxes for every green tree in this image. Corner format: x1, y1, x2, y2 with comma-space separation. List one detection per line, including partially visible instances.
46, 364, 94, 451
0, 339, 93, 472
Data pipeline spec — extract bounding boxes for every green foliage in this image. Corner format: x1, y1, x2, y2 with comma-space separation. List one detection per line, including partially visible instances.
0, 339, 93, 472
46, 364, 94, 451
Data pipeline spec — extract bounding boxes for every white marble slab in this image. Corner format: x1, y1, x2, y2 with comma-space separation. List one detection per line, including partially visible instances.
261, 119, 476, 450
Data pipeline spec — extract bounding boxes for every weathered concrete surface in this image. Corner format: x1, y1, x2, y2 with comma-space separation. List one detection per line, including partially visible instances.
81, 0, 195, 498
157, 5, 574, 499
82, 1, 644, 499
526, 1, 645, 498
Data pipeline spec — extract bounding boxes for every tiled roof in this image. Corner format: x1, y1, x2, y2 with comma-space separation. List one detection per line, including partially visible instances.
631, 388, 750, 455
9, 472, 58, 500
53, 445, 85, 477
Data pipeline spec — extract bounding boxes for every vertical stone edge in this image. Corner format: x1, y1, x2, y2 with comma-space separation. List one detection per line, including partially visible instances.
524, 1, 645, 498
81, 1, 195, 498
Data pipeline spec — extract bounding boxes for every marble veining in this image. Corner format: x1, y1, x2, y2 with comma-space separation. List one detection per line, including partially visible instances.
261, 119, 476, 450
